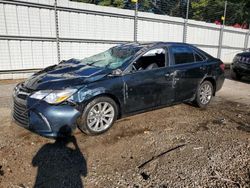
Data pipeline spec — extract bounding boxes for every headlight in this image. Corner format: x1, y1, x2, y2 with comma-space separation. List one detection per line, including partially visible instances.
13, 84, 19, 97
30, 89, 77, 104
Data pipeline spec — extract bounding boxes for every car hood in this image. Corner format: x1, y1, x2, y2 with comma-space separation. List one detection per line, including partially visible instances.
237, 52, 250, 57
23, 59, 110, 90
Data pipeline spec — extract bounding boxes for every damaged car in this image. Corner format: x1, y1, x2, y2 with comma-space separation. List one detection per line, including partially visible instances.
13, 42, 225, 137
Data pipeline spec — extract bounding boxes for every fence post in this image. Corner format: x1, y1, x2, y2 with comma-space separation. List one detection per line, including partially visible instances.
54, 0, 60, 64
244, 25, 250, 50
183, 0, 190, 43
134, 1, 138, 42
217, 1, 227, 59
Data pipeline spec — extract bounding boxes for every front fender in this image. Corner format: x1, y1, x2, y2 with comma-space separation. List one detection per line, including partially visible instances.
73, 87, 108, 103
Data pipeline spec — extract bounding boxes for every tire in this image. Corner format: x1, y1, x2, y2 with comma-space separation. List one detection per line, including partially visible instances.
194, 81, 214, 108
77, 96, 118, 135
231, 69, 242, 80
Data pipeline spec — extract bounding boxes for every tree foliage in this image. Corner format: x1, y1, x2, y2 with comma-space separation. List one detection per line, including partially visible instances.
71, 0, 250, 26
191, 0, 250, 25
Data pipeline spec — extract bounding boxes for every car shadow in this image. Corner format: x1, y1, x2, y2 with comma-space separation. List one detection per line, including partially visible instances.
32, 135, 87, 188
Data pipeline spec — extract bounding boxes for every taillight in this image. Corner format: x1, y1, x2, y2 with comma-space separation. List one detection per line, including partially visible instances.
220, 63, 225, 71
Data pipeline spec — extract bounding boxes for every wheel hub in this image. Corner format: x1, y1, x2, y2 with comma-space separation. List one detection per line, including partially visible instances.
200, 83, 212, 105
87, 102, 115, 132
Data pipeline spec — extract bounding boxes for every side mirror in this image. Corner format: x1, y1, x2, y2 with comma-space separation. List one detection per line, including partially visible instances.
111, 69, 123, 76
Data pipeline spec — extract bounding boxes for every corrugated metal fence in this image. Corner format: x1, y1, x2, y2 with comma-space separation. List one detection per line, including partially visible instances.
0, 0, 249, 79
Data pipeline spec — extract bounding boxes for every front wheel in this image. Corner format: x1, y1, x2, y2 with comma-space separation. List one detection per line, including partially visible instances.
77, 97, 118, 135
194, 81, 213, 108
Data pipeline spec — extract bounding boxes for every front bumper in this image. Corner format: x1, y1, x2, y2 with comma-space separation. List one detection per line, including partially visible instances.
231, 62, 250, 76
13, 96, 81, 137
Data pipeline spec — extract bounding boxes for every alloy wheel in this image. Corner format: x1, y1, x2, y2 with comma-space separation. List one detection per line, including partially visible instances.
87, 102, 115, 132
199, 83, 212, 105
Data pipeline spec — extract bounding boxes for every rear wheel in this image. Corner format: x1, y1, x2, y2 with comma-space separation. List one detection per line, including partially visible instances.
77, 97, 118, 135
231, 69, 242, 80
194, 81, 213, 108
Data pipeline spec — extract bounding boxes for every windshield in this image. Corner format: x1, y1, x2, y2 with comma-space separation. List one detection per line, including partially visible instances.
80, 45, 141, 69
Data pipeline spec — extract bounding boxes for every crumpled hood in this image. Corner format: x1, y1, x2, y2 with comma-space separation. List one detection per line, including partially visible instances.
23, 59, 110, 90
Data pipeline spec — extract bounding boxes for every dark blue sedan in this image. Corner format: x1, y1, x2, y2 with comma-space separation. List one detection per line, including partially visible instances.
13, 42, 225, 137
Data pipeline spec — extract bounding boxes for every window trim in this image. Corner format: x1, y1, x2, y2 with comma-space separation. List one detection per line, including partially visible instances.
170, 45, 196, 66
194, 52, 204, 62
169, 45, 207, 67
191, 47, 209, 62
123, 46, 170, 74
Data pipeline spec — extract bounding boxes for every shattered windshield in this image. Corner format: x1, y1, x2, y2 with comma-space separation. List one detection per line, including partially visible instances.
80, 45, 141, 69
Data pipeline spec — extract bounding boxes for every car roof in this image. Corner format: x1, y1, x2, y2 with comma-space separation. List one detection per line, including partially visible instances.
119, 42, 194, 49
117, 42, 214, 59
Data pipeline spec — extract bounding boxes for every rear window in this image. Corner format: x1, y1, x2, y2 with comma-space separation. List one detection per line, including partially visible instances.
172, 46, 195, 65
194, 52, 204, 62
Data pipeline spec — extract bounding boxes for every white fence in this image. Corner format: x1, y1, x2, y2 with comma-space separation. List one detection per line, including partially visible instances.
0, 0, 249, 79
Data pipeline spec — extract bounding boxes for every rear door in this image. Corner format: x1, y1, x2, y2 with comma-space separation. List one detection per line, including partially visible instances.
169, 45, 207, 102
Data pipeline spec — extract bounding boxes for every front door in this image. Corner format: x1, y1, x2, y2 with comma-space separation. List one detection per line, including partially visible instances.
122, 47, 175, 113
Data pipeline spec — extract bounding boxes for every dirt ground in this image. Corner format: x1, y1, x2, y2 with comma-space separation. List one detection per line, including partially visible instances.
0, 71, 249, 188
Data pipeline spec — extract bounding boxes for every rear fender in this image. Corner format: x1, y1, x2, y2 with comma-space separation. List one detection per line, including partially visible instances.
200, 75, 217, 95
190, 75, 216, 101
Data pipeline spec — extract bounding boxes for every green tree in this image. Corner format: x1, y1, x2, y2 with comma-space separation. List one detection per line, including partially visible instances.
226, 0, 250, 25
71, 0, 250, 26
191, 0, 250, 26
71, 0, 151, 10
98, 0, 125, 8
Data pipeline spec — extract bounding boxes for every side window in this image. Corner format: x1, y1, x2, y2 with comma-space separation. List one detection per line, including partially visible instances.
172, 46, 195, 65
132, 48, 166, 72
194, 51, 205, 62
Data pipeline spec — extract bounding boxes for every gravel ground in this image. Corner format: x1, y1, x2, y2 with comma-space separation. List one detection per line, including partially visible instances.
0, 71, 249, 188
